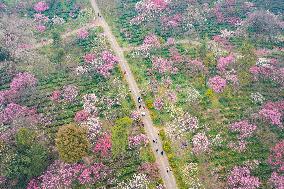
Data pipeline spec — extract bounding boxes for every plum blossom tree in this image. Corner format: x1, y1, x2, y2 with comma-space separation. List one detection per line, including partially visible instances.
93, 133, 112, 157
269, 172, 284, 189
62, 85, 78, 102
227, 166, 261, 189
77, 29, 89, 39
239, 10, 283, 41
192, 133, 210, 154
268, 140, 284, 172
229, 120, 257, 140
10, 72, 37, 91
74, 110, 90, 123
153, 98, 164, 110
33, 1, 49, 12
217, 54, 235, 72
208, 76, 227, 93
129, 134, 148, 148
259, 101, 283, 127
152, 57, 175, 74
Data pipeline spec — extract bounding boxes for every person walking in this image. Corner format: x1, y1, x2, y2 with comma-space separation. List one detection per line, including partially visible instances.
161, 151, 164, 156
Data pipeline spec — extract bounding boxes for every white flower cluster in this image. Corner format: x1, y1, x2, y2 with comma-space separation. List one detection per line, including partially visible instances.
51, 16, 65, 25
85, 117, 102, 144
83, 94, 98, 114
250, 92, 265, 104
116, 173, 149, 189
182, 163, 203, 189
165, 112, 199, 140
186, 87, 201, 103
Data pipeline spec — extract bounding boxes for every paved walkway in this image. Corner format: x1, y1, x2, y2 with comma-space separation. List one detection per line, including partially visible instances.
89, 0, 178, 188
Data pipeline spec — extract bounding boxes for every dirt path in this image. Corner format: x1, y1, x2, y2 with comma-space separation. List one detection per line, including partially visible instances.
89, 0, 178, 188
122, 38, 201, 52
32, 21, 99, 49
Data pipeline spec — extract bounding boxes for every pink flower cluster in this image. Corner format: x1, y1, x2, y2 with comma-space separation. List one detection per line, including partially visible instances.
50, 85, 79, 103
143, 34, 160, 48
192, 133, 210, 154
129, 134, 149, 148
131, 110, 141, 121
0, 103, 38, 125
217, 54, 235, 72
27, 160, 108, 188
50, 90, 61, 102
84, 53, 96, 64
212, 35, 233, 51
169, 48, 182, 63
34, 13, 49, 23
34, 1, 49, 12
187, 59, 206, 74
153, 98, 164, 111
10, 72, 37, 91
227, 166, 261, 189
161, 14, 182, 28
230, 120, 257, 140
152, 57, 175, 74
259, 101, 283, 127
77, 163, 107, 185
62, 85, 79, 102
35, 25, 46, 32
181, 113, 199, 132
268, 140, 284, 172
269, 172, 284, 189
93, 133, 112, 157
151, 0, 169, 10
74, 110, 89, 123
0, 72, 37, 106
77, 29, 89, 39
96, 51, 119, 77
208, 76, 227, 93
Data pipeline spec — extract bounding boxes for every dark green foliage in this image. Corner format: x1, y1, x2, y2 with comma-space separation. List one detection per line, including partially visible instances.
5, 128, 49, 187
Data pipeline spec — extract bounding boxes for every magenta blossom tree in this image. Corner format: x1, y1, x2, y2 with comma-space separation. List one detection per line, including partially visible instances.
77, 29, 89, 39
208, 76, 227, 93
268, 140, 284, 172
269, 172, 284, 189
34, 1, 49, 12
227, 166, 261, 189
10, 72, 37, 91
192, 133, 210, 154
93, 133, 112, 157
74, 110, 90, 123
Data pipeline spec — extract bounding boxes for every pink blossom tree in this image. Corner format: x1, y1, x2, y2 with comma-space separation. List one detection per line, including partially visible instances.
93, 133, 112, 157
227, 166, 261, 189
77, 29, 89, 39
74, 110, 90, 123
269, 172, 284, 189
34, 1, 49, 12
268, 141, 284, 172
217, 54, 235, 72
153, 98, 164, 111
229, 120, 257, 140
208, 76, 227, 93
192, 133, 210, 154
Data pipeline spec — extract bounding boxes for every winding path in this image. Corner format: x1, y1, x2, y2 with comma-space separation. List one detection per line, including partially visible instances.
89, 0, 178, 188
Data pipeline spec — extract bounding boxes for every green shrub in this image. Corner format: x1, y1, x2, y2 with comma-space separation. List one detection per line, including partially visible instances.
55, 124, 90, 163
6, 129, 48, 187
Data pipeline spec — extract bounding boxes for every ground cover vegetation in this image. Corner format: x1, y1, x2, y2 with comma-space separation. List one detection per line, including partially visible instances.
0, 1, 162, 188
96, 0, 284, 188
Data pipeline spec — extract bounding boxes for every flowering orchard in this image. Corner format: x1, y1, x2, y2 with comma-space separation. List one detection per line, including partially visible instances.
99, 0, 284, 188
0, 1, 161, 188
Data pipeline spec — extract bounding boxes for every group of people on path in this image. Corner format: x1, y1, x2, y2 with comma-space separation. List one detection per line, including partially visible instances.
153, 138, 172, 173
